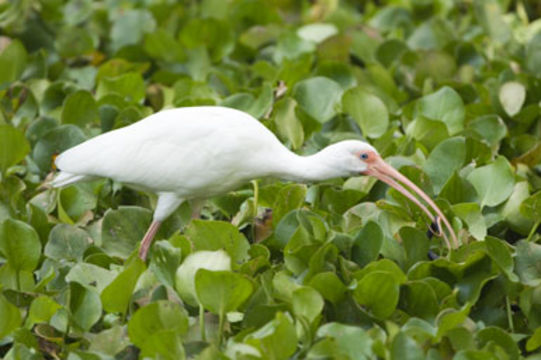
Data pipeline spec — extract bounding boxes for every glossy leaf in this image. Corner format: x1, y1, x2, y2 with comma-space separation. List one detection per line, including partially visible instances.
353, 271, 400, 319
195, 269, 254, 315
0, 219, 41, 271
293, 77, 343, 123
466, 156, 515, 208
416, 86, 465, 135
343, 87, 389, 138
0, 125, 30, 174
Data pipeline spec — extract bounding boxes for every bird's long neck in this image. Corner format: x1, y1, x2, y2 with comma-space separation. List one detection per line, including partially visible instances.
270, 149, 338, 183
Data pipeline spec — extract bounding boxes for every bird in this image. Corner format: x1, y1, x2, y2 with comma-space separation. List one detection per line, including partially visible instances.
52, 106, 458, 260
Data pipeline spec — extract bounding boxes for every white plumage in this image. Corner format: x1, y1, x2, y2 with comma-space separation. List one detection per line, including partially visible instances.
53, 106, 458, 259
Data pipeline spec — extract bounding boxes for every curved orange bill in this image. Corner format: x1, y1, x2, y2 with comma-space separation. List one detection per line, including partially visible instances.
364, 156, 458, 250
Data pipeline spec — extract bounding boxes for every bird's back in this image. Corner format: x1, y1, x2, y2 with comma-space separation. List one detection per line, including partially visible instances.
54, 106, 289, 196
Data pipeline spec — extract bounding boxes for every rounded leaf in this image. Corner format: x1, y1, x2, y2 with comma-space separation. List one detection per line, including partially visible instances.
0, 294, 21, 339
466, 156, 515, 208
353, 271, 399, 319
101, 206, 152, 258
0, 219, 41, 271
416, 86, 465, 135
195, 269, 254, 315
292, 286, 324, 323
61, 90, 99, 127
45, 224, 90, 262
499, 81, 525, 117
343, 87, 389, 138
0, 125, 30, 174
293, 77, 343, 123
128, 300, 189, 348
175, 250, 231, 306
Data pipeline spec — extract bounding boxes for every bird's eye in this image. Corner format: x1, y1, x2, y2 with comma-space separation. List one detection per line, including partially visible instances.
360, 153, 369, 160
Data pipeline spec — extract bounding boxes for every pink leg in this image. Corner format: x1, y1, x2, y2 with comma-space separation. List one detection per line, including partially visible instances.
139, 221, 162, 261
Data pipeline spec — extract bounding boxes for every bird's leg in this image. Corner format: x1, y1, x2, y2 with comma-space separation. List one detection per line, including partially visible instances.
139, 221, 162, 260
139, 192, 184, 261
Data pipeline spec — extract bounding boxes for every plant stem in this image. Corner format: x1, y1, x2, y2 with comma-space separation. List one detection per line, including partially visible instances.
15, 270, 21, 292
526, 221, 540, 242
506, 296, 514, 332
217, 311, 225, 347
251, 180, 259, 241
199, 304, 206, 342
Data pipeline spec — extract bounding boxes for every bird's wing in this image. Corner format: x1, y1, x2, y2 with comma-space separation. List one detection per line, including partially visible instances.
55, 107, 285, 195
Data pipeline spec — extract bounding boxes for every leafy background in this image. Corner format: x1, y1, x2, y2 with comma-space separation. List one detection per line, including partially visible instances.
1, 0, 541, 359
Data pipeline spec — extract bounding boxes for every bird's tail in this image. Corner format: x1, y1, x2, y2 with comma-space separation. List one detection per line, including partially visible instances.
50, 172, 93, 188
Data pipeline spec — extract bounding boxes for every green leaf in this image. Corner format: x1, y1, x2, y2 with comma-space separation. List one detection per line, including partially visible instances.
515, 240, 541, 286
477, 327, 519, 360
399, 281, 439, 320
452, 203, 486, 240
292, 286, 324, 323
128, 300, 188, 354
69, 282, 102, 332
88, 325, 130, 356
520, 190, 541, 221
179, 18, 234, 62
0, 40, 27, 86
526, 31, 541, 76
274, 32, 316, 64
0, 219, 41, 272
110, 9, 156, 51
245, 312, 297, 360
435, 307, 470, 341
96, 73, 146, 104
307, 272, 347, 304
32, 125, 87, 172
352, 221, 383, 267
186, 220, 250, 264
63, 0, 93, 26
144, 29, 184, 62
45, 224, 89, 262
28, 296, 62, 325
195, 269, 254, 315
101, 206, 152, 258
391, 332, 424, 360
400, 227, 430, 270
406, 116, 450, 150
272, 97, 304, 150
473, 0, 511, 43
468, 115, 507, 146
312, 322, 373, 359
484, 236, 518, 282
466, 156, 515, 208
272, 184, 307, 226
149, 240, 182, 289
423, 137, 466, 193
101, 258, 145, 314
66, 263, 115, 292
353, 271, 400, 319
61, 90, 99, 127
342, 87, 389, 138
0, 125, 30, 174
416, 86, 465, 135
57, 183, 98, 224
175, 250, 231, 307
55, 27, 94, 58
0, 293, 22, 339
293, 77, 343, 123
526, 327, 541, 352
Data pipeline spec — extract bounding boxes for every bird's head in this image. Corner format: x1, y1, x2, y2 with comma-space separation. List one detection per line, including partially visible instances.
325, 140, 458, 250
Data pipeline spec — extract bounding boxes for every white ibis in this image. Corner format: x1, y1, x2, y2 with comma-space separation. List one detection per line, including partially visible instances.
52, 106, 458, 259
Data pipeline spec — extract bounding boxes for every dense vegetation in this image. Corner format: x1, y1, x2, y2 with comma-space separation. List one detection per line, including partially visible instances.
1, 0, 541, 358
